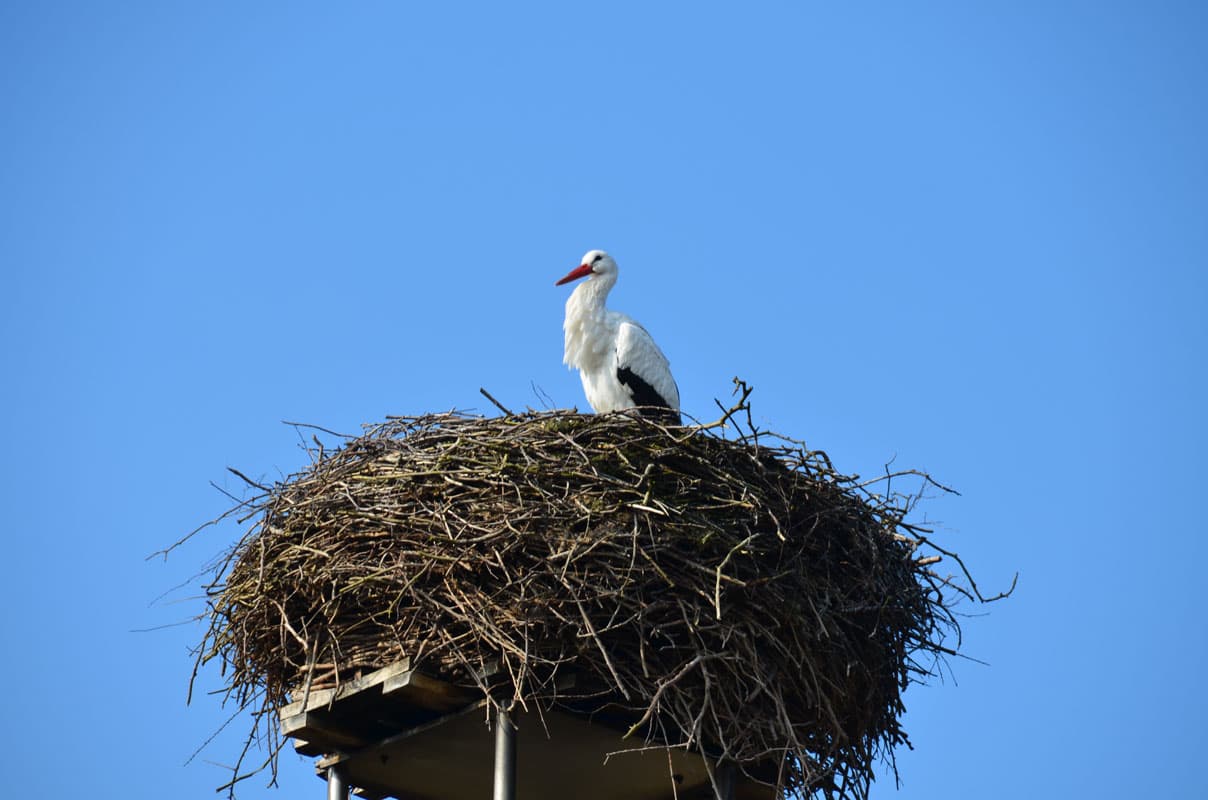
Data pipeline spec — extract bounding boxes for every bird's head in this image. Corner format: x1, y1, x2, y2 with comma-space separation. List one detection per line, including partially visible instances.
556, 249, 616, 286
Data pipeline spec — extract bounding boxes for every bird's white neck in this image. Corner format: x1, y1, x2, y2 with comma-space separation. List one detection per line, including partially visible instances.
569, 270, 616, 310
563, 274, 619, 370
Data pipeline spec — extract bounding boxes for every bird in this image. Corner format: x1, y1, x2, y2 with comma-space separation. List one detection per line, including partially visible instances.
556, 249, 681, 424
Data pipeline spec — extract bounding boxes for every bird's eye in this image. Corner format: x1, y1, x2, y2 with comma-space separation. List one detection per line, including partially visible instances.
592, 254, 604, 264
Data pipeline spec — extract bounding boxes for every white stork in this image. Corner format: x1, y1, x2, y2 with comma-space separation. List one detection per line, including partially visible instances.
556, 249, 681, 424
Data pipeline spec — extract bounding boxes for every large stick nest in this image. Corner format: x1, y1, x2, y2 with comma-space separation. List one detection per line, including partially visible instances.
194, 396, 987, 798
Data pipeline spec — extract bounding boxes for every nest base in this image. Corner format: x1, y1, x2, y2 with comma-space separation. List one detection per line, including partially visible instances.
284, 657, 774, 800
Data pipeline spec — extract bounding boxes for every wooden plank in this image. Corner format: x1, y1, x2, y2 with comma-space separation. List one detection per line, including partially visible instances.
280, 686, 336, 718
381, 669, 476, 712
281, 658, 413, 718
281, 711, 374, 751
291, 738, 324, 758
278, 658, 490, 762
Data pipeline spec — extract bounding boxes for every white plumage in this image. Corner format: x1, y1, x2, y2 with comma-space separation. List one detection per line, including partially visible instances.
556, 250, 681, 423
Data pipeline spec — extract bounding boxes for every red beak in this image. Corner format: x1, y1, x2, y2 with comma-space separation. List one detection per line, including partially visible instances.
555, 263, 594, 286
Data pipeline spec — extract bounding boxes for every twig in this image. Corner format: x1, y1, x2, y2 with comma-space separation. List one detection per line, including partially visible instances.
917, 535, 1018, 603
479, 387, 515, 416
227, 467, 271, 492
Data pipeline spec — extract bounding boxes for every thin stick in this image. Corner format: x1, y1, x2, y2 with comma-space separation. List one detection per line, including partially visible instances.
479, 387, 515, 416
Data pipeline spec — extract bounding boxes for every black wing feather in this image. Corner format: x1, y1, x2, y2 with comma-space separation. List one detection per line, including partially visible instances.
617, 366, 681, 425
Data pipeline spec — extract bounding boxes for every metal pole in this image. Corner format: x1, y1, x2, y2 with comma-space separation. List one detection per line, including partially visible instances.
714, 761, 735, 800
326, 764, 348, 800
493, 705, 517, 800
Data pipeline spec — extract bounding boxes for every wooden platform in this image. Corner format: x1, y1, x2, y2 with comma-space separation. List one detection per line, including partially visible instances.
279, 659, 777, 800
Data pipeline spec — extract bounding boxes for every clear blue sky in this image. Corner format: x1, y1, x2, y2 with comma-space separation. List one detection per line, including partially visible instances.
2, 2, 1205, 798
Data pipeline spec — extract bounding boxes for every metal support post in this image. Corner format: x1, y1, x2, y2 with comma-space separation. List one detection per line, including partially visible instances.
327, 764, 349, 800
714, 761, 735, 800
493, 705, 517, 800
